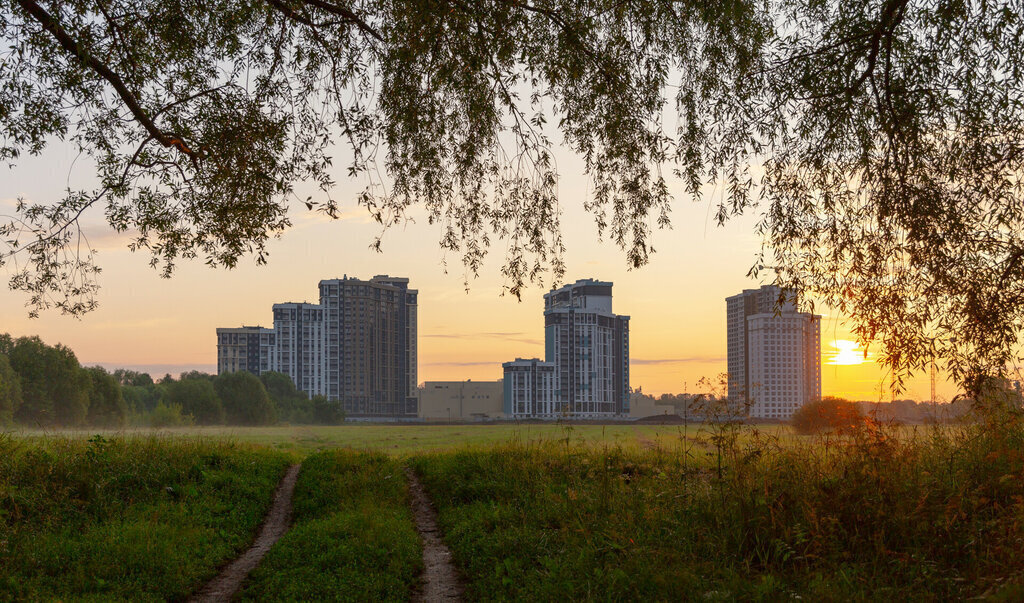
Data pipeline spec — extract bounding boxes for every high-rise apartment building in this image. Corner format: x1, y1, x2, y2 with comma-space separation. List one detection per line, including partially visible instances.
318, 276, 418, 416
726, 285, 821, 419
543, 279, 631, 416
499, 278, 631, 418
216, 275, 417, 417
272, 302, 326, 397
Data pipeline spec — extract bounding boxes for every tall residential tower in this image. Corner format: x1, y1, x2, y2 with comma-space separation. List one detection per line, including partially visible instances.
726, 285, 821, 419
502, 279, 631, 418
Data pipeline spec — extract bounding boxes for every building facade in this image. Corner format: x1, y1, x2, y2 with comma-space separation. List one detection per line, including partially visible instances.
418, 380, 504, 421
502, 358, 559, 417
216, 326, 273, 375
216, 275, 418, 417
543, 279, 630, 416
726, 285, 821, 419
317, 276, 418, 416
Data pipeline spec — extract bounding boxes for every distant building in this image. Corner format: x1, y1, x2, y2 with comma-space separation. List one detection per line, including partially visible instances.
497, 279, 630, 419
318, 276, 418, 416
502, 358, 559, 417
216, 326, 274, 375
726, 285, 821, 420
272, 302, 326, 396
216, 275, 417, 417
418, 380, 503, 421
544, 279, 631, 416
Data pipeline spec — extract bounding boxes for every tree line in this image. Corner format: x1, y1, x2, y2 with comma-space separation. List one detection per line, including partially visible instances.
0, 333, 343, 428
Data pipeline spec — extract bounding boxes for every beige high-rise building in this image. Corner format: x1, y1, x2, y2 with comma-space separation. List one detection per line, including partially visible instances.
726, 285, 821, 420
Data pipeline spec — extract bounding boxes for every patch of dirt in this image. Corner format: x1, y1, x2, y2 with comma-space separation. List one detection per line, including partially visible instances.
189, 463, 301, 603
405, 467, 465, 602
637, 436, 659, 450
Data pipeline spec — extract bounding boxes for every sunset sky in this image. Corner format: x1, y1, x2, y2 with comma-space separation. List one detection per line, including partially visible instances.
1, 139, 959, 402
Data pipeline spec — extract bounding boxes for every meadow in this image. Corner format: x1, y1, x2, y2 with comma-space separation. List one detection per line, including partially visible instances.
3, 417, 1023, 600
10, 422, 782, 455
0, 435, 291, 601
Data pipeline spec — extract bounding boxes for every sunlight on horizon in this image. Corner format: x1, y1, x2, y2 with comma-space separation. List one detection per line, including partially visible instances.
826, 339, 870, 366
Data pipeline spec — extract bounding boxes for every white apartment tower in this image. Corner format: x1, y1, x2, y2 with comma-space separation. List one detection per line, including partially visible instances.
726, 285, 821, 419
543, 279, 630, 416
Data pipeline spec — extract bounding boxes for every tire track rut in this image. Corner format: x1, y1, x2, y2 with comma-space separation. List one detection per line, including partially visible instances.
189, 463, 301, 603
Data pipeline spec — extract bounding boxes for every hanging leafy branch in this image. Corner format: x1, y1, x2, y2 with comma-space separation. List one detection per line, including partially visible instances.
2, 0, 1023, 395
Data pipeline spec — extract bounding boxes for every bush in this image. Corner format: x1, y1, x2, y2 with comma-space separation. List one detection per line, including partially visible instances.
149, 401, 194, 428
790, 396, 865, 435
312, 395, 345, 425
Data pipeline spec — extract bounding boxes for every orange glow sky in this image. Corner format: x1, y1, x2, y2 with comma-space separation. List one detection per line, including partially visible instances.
1, 141, 960, 401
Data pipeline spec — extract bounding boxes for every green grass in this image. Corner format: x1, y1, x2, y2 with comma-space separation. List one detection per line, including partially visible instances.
412, 415, 1024, 600
239, 450, 422, 601
13, 422, 784, 455
0, 434, 291, 601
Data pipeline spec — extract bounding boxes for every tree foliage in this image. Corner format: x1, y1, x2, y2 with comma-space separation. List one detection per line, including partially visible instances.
84, 366, 127, 427
162, 376, 225, 425
261, 370, 312, 423
214, 371, 276, 425
7, 336, 90, 426
1, 0, 1023, 393
0, 353, 22, 423
312, 394, 345, 425
112, 369, 154, 387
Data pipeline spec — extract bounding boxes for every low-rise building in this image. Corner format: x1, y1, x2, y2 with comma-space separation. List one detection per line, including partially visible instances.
418, 380, 504, 421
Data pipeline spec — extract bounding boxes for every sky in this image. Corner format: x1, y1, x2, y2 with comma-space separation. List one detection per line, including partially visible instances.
0, 136, 960, 402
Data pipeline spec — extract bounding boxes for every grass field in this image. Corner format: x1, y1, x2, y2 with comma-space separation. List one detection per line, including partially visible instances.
0, 435, 291, 601
5, 417, 1022, 600
12, 422, 791, 455
411, 416, 1024, 600
240, 450, 422, 601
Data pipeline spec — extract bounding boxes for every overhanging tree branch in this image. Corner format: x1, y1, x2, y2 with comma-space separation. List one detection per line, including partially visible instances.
13, 0, 199, 161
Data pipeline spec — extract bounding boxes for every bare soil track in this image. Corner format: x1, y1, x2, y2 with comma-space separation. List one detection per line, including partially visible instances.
406, 467, 465, 602
189, 463, 302, 603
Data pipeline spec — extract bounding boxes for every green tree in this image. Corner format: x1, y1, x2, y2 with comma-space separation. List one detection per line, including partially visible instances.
214, 371, 276, 425
84, 366, 127, 427
162, 377, 224, 425
112, 369, 154, 387
121, 383, 163, 416
791, 397, 866, 435
8, 336, 90, 426
312, 395, 345, 426
179, 371, 215, 382
0, 353, 22, 424
260, 371, 312, 423
1, 1, 1022, 395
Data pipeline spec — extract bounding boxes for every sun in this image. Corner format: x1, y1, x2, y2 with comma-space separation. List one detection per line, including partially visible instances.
827, 339, 869, 365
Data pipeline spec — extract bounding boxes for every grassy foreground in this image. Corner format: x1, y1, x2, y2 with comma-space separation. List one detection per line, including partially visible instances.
240, 449, 422, 601
16, 423, 728, 454
0, 435, 291, 601
412, 414, 1024, 600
